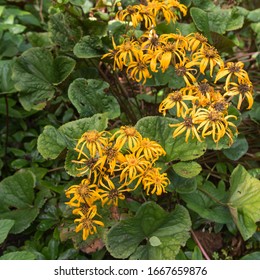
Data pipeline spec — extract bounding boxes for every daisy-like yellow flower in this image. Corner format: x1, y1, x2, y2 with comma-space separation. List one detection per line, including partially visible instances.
215, 61, 250, 89
169, 109, 202, 142
120, 153, 150, 184
116, 5, 142, 27
126, 51, 152, 84
111, 126, 142, 150
160, 32, 189, 50
189, 45, 224, 76
102, 37, 121, 70
94, 142, 125, 175
146, 0, 175, 24
76, 130, 108, 158
186, 32, 209, 52
133, 137, 166, 161
74, 205, 104, 240
139, 4, 157, 29
195, 108, 237, 143
159, 91, 197, 117
166, 0, 188, 17
71, 148, 99, 181
99, 176, 128, 206
175, 60, 197, 86
156, 41, 186, 72
142, 167, 169, 195
224, 79, 254, 109
115, 38, 141, 69
65, 178, 100, 208
140, 29, 162, 52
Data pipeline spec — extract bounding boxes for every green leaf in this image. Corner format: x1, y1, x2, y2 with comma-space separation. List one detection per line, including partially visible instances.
222, 136, 248, 161
135, 116, 206, 163
172, 161, 202, 178
106, 202, 191, 259
0, 251, 36, 260
192, 246, 204, 260
0, 219, 15, 244
37, 125, 67, 160
0, 170, 51, 234
190, 7, 212, 42
37, 114, 108, 160
59, 113, 108, 149
228, 165, 260, 240
48, 12, 83, 51
181, 181, 232, 224
65, 149, 81, 176
226, 8, 245, 31
68, 78, 120, 119
247, 8, 260, 22
0, 60, 15, 94
73, 35, 104, 58
240, 252, 260, 260
192, 0, 215, 10
169, 170, 197, 193
12, 47, 75, 110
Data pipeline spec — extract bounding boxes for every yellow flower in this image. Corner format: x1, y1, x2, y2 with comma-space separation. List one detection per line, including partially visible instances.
186, 32, 208, 52
195, 108, 237, 143
126, 52, 152, 83
169, 109, 202, 142
99, 176, 128, 206
159, 91, 196, 117
142, 167, 169, 195
111, 126, 142, 150
146, 0, 175, 24
116, 38, 141, 69
74, 205, 104, 240
65, 178, 99, 208
156, 41, 186, 72
120, 153, 150, 184
215, 61, 250, 89
189, 45, 224, 76
102, 37, 121, 70
139, 4, 157, 29
140, 29, 162, 53
175, 59, 197, 86
71, 148, 99, 180
133, 137, 166, 161
94, 142, 125, 175
166, 0, 188, 17
116, 5, 142, 27
224, 79, 254, 109
76, 130, 108, 158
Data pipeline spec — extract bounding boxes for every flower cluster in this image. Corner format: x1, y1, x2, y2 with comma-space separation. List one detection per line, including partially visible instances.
102, 0, 254, 144
65, 126, 169, 240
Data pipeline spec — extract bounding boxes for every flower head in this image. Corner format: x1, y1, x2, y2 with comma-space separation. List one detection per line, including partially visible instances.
65, 178, 99, 208
74, 205, 104, 240
142, 167, 169, 195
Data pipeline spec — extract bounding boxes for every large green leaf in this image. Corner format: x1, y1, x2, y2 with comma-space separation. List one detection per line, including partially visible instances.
0, 60, 16, 94
12, 47, 76, 110
37, 125, 67, 160
73, 36, 104, 59
222, 136, 248, 161
106, 202, 191, 260
59, 113, 108, 148
190, 7, 212, 42
172, 161, 202, 178
0, 251, 36, 260
228, 165, 260, 240
181, 181, 232, 224
0, 170, 51, 234
48, 12, 83, 51
0, 219, 15, 244
37, 114, 108, 160
68, 78, 120, 119
135, 116, 206, 162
